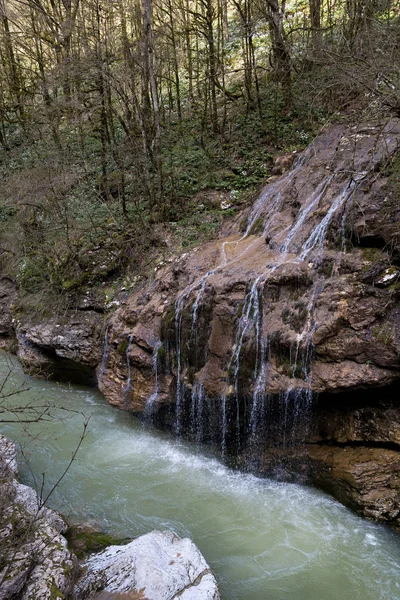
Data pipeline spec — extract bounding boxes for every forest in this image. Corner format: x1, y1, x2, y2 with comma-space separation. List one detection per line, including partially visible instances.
0, 0, 399, 311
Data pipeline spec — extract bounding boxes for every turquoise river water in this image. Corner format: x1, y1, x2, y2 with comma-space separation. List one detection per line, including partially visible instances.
1, 353, 400, 600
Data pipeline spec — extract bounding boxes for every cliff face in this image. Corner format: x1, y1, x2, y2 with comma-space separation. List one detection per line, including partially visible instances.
96, 119, 400, 527
98, 121, 400, 406
6, 119, 400, 528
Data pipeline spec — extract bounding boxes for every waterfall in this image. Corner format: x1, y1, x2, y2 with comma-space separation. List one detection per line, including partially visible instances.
249, 338, 268, 442
300, 183, 355, 260
174, 295, 185, 436
279, 176, 333, 255
123, 334, 134, 404
163, 125, 397, 464
221, 394, 228, 458
191, 271, 213, 333
190, 382, 206, 443
98, 323, 110, 377
222, 163, 360, 457
144, 341, 162, 419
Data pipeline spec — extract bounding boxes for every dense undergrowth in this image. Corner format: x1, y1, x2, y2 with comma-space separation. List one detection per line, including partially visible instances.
0, 1, 399, 318
0, 85, 324, 315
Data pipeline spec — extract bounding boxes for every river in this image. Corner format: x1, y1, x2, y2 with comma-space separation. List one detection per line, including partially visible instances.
1, 352, 399, 600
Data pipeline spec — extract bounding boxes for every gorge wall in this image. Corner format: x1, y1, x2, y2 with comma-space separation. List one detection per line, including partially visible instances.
3, 119, 400, 529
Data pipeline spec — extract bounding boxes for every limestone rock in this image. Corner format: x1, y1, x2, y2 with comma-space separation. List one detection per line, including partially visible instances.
16, 311, 103, 384
98, 119, 400, 413
0, 435, 77, 600
76, 530, 220, 600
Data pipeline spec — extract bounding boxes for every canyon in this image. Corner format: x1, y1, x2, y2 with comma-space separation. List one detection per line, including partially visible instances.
3, 119, 400, 530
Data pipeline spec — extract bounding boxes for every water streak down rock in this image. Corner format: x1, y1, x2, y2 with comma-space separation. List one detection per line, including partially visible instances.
98, 120, 400, 528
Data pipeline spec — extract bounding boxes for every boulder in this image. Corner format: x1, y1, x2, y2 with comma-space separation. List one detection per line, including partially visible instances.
0, 435, 77, 600
76, 530, 220, 600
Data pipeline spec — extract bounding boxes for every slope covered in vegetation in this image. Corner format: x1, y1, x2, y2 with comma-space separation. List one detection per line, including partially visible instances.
0, 0, 399, 315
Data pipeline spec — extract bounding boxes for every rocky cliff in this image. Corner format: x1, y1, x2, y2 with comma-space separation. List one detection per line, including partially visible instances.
5, 119, 400, 529
96, 119, 400, 528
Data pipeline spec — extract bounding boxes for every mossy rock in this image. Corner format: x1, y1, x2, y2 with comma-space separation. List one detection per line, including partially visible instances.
281, 302, 308, 333
66, 524, 130, 559
388, 282, 400, 297
50, 581, 65, 599
117, 338, 129, 355
361, 247, 385, 263
160, 305, 176, 341
247, 217, 264, 236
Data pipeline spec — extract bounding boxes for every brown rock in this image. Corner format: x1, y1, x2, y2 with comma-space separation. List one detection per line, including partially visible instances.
307, 444, 400, 528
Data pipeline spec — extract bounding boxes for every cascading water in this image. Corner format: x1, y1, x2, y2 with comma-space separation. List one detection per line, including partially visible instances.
144, 341, 162, 420
279, 176, 334, 255
157, 123, 400, 471
249, 338, 268, 444
222, 175, 340, 455
299, 183, 356, 260
98, 323, 110, 377
174, 295, 185, 436
169, 164, 348, 456
190, 382, 206, 443
123, 334, 134, 404
221, 394, 228, 458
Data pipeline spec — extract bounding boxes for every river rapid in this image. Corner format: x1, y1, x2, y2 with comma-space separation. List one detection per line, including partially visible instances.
1, 352, 399, 600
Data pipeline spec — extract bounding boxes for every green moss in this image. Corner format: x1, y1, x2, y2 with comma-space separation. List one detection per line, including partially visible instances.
318, 259, 335, 277
161, 305, 176, 341
361, 247, 384, 263
388, 282, 400, 296
281, 302, 308, 333
247, 217, 264, 236
66, 526, 129, 560
61, 278, 81, 290
117, 338, 129, 355
50, 581, 65, 599
157, 344, 166, 362
276, 354, 304, 379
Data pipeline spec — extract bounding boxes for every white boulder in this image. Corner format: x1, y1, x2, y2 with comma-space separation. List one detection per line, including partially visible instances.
76, 530, 220, 600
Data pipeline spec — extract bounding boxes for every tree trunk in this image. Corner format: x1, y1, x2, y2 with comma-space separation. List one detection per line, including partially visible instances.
266, 0, 292, 109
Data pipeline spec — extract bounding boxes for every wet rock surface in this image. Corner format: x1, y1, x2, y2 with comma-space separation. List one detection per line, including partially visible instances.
96, 119, 400, 528
99, 120, 400, 411
307, 444, 400, 529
